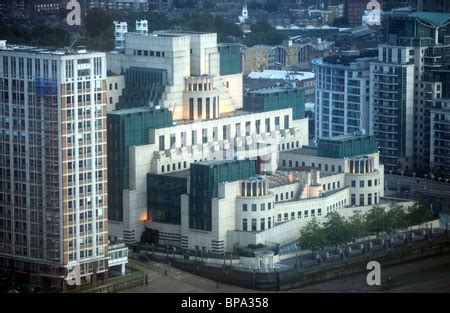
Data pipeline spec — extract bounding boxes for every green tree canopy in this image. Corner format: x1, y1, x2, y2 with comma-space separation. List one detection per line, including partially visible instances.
385, 204, 409, 232
406, 203, 434, 226
243, 18, 287, 46
348, 211, 369, 241
180, 13, 243, 42
299, 219, 328, 251
364, 205, 389, 235
323, 212, 352, 246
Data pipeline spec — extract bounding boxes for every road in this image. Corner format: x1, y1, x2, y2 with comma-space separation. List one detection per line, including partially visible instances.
384, 174, 450, 198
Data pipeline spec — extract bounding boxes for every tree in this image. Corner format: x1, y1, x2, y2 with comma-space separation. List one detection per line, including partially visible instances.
180, 14, 243, 42
299, 219, 328, 251
322, 212, 351, 246
243, 18, 287, 47
386, 204, 409, 233
406, 203, 434, 227
84, 9, 118, 38
364, 205, 388, 235
348, 211, 369, 241
127, 11, 173, 33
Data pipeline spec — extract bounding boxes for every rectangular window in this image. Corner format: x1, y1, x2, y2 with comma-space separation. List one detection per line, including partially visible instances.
298, 211, 302, 218
351, 194, 356, 205
242, 218, 248, 231
159, 135, 165, 151
360, 180, 364, 188
260, 203, 265, 211
351, 180, 356, 187
198, 98, 203, 118
359, 194, 364, 206
189, 98, 194, 119
260, 218, 265, 231
284, 115, 289, 129
243, 204, 247, 212
252, 219, 257, 231
252, 204, 257, 212
304, 210, 308, 218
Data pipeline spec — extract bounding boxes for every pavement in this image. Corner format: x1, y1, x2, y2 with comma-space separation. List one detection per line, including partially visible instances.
120, 260, 257, 293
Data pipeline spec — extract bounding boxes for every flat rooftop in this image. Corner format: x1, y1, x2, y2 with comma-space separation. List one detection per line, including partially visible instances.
161, 169, 191, 179
281, 147, 319, 157
0, 41, 94, 56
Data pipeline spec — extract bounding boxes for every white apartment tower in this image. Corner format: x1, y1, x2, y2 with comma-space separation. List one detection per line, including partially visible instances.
313, 52, 375, 141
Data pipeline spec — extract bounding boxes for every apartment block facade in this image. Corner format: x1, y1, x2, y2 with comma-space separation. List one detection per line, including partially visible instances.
0, 42, 109, 290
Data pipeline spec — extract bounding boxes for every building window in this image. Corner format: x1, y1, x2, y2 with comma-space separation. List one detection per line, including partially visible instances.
351, 180, 356, 187
268, 217, 272, 229
198, 98, 203, 118
351, 194, 356, 205
261, 203, 265, 211
260, 218, 265, 231
277, 214, 281, 222
298, 211, 302, 219
284, 213, 288, 221
318, 209, 322, 216
159, 135, 165, 151
243, 204, 247, 212
251, 204, 257, 212
291, 212, 295, 220
242, 218, 248, 231
359, 194, 365, 206
304, 210, 308, 218
189, 98, 194, 119
311, 209, 315, 217
360, 180, 365, 188
252, 219, 257, 231
268, 202, 271, 210
368, 193, 372, 205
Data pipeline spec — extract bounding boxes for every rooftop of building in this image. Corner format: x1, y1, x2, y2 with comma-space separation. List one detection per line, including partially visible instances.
107, 106, 165, 116
161, 169, 191, 179
247, 70, 315, 81
243, 77, 290, 91
245, 86, 302, 95
265, 171, 298, 188
316, 50, 378, 66
385, 11, 450, 28
281, 146, 319, 157
320, 133, 372, 142
0, 41, 97, 56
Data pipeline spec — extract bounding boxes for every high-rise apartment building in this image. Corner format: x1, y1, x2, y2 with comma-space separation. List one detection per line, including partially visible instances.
313, 51, 376, 141
414, 0, 450, 13
370, 11, 450, 174
0, 42, 109, 290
